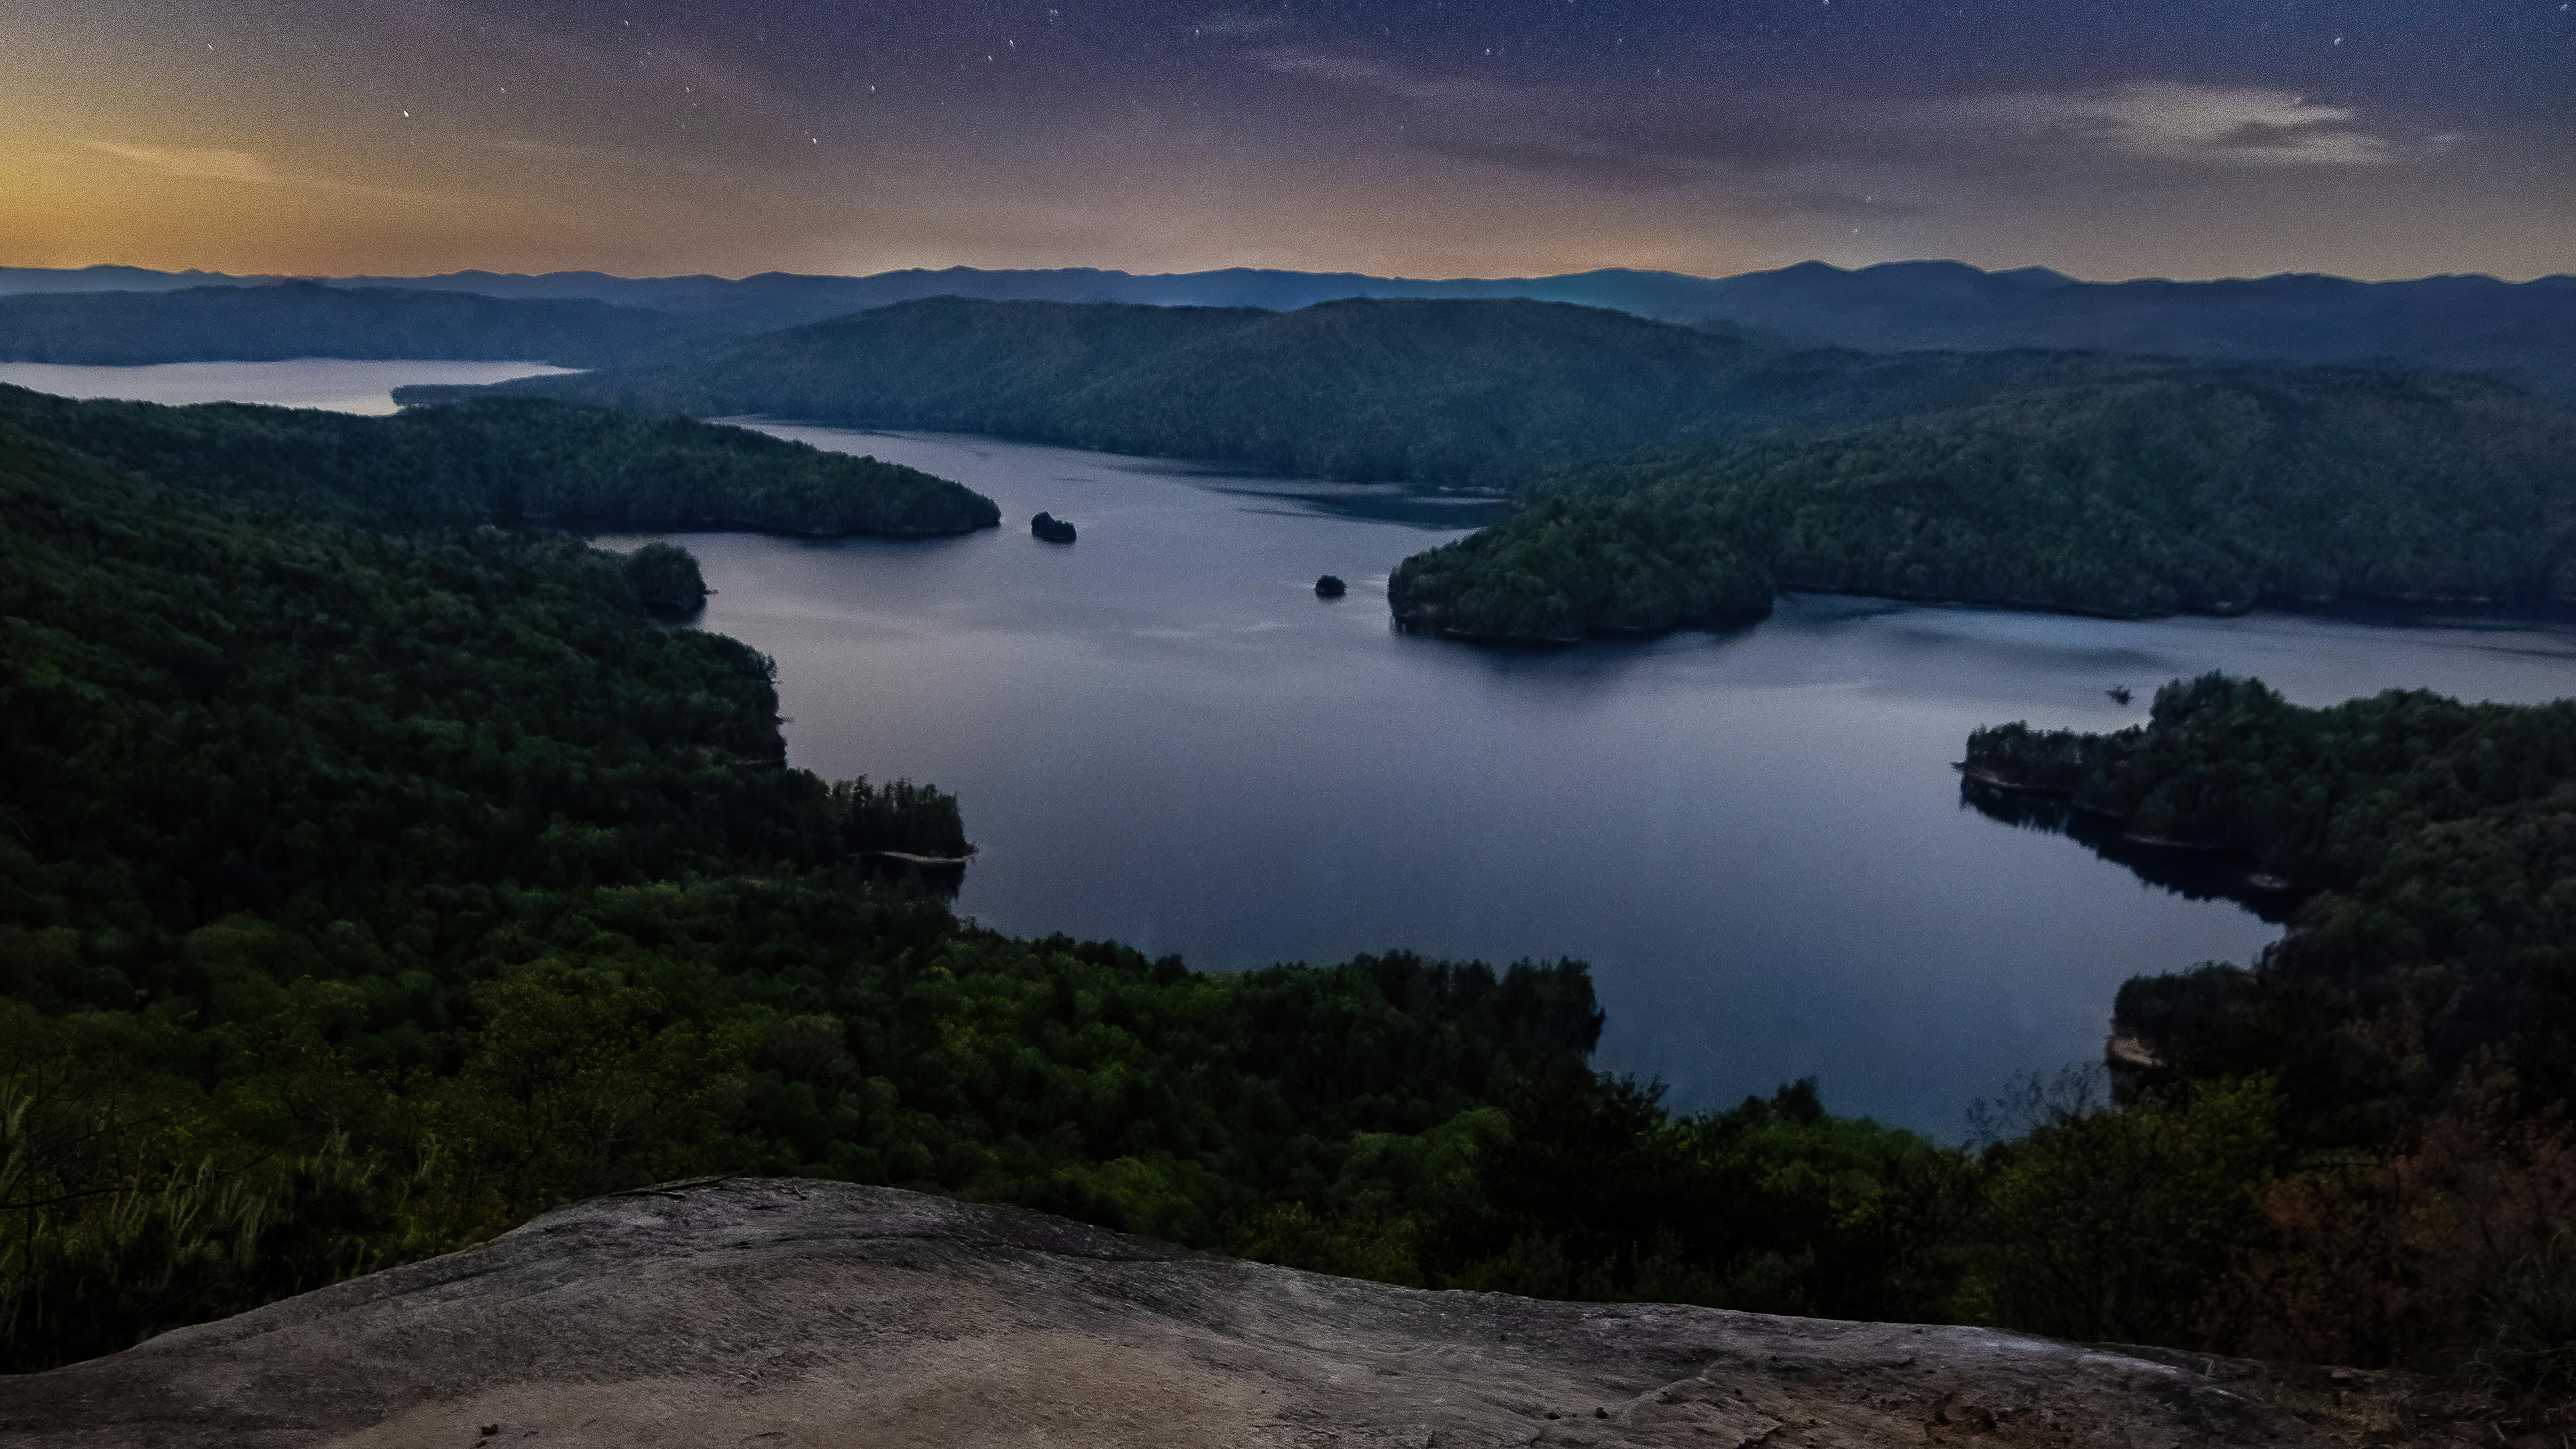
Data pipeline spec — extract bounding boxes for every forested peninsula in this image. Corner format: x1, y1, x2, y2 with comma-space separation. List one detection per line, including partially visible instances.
0, 386, 1000, 537
1965, 674, 2576, 1143
398, 295, 2081, 486
1957, 674, 2576, 1383
0, 281, 721, 368
1389, 366, 2576, 640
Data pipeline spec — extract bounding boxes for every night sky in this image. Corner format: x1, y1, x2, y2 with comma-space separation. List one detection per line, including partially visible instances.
6, 1, 2571, 281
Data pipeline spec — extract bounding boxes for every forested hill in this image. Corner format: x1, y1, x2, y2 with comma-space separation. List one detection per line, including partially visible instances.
0, 386, 1000, 536
1965, 673, 2576, 1147
1388, 365, 2576, 640
0, 281, 724, 368
1680, 262, 2576, 398
1951, 676, 2576, 1378
402, 296, 2082, 485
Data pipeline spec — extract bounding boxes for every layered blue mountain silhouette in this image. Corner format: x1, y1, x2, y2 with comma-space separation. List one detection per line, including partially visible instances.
5, 259, 2569, 392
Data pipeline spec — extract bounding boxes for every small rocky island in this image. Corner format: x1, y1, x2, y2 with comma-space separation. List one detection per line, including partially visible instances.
1031, 511, 1077, 543
1314, 574, 1346, 598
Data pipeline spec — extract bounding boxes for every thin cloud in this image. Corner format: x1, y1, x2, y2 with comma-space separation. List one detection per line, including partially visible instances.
77, 139, 441, 201
1993, 83, 2420, 168
1241, 40, 2447, 188
76, 141, 279, 184
1249, 44, 1468, 105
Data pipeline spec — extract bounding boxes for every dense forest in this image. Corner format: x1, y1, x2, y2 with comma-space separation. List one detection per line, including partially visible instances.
0, 386, 1000, 537
0, 282, 720, 368
1389, 365, 2576, 640
1965, 675, 2576, 1141
1962, 676, 2576, 1387
4, 384, 2571, 1411
0, 395, 1986, 1372
400, 295, 2087, 485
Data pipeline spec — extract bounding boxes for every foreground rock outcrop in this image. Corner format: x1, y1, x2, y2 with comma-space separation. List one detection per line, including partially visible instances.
5, 1180, 2334, 1448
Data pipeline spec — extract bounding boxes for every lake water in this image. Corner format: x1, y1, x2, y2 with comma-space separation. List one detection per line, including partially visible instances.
21, 362, 2576, 1134
0, 359, 572, 414
618, 423, 2576, 1134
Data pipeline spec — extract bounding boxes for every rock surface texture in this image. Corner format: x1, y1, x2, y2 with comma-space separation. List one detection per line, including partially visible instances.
4, 1180, 2324, 1449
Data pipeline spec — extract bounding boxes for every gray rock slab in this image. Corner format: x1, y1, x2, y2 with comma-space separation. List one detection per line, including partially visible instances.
0, 1179, 2316, 1448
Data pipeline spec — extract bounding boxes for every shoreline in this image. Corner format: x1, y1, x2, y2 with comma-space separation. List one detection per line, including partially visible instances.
1398, 582, 2576, 649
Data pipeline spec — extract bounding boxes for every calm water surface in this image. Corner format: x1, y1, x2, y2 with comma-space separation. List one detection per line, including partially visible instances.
0, 359, 572, 414
24, 364, 2576, 1132
606, 423, 2576, 1133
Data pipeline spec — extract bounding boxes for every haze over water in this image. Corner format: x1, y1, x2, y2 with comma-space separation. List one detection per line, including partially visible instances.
21, 361, 2576, 1132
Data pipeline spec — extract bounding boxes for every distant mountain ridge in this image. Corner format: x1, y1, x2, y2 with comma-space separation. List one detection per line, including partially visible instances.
1699, 261, 2576, 395
404, 295, 2100, 485
6, 258, 2569, 391
0, 280, 716, 368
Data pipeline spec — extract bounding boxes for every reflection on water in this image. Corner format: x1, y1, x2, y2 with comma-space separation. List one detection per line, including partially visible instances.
1955, 780, 2309, 926
856, 854, 969, 898
1199, 480, 1512, 530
